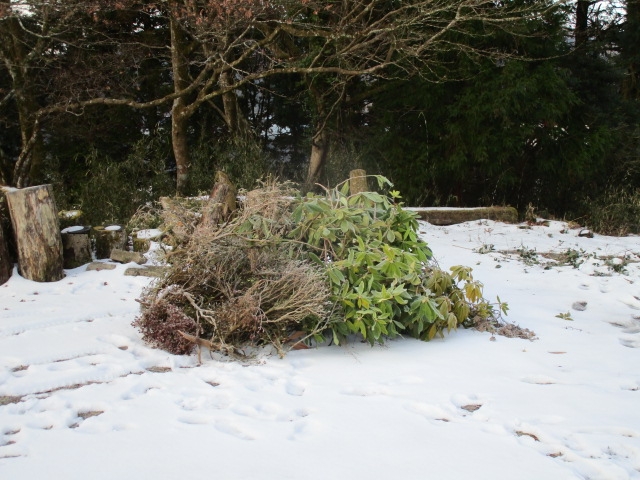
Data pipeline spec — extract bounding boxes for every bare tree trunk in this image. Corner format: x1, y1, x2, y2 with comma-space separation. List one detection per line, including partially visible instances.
0, 10, 45, 187
219, 69, 252, 139
306, 80, 330, 187
171, 103, 190, 194
575, 0, 590, 49
3, 185, 64, 282
170, 16, 192, 195
349, 169, 368, 194
307, 128, 330, 187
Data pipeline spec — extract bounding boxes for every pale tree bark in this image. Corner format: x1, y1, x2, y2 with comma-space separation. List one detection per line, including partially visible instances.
305, 75, 353, 188
170, 15, 192, 195
305, 78, 330, 187
220, 70, 250, 137
0, 1, 45, 187
3, 184, 64, 282
307, 128, 330, 188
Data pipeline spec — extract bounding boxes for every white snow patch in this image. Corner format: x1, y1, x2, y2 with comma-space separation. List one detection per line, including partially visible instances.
1, 218, 640, 479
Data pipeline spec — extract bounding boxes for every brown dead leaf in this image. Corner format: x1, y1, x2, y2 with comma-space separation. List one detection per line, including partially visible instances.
515, 431, 540, 441
461, 404, 482, 412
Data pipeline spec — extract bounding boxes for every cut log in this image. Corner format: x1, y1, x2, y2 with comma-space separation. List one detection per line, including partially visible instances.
407, 206, 518, 225
91, 225, 127, 259
61, 226, 92, 268
349, 169, 368, 195
3, 185, 64, 282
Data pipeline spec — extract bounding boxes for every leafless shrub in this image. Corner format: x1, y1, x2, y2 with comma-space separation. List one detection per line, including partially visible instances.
135, 182, 333, 357
133, 299, 199, 355
157, 196, 206, 246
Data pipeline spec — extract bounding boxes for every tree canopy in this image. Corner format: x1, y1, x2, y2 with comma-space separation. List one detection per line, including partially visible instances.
0, 0, 638, 228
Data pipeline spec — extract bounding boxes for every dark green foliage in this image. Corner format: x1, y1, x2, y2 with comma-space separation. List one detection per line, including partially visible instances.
587, 187, 640, 236
67, 135, 174, 226
289, 177, 503, 345
363, 42, 619, 214
183, 136, 269, 196
2, 0, 639, 236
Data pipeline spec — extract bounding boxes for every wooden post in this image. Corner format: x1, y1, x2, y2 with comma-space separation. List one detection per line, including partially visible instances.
349, 169, 368, 195
61, 226, 92, 268
3, 185, 65, 282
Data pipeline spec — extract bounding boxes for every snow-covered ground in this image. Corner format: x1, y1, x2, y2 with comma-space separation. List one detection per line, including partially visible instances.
1, 219, 639, 480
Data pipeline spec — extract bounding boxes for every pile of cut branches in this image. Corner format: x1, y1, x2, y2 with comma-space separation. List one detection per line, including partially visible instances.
134, 176, 520, 358
134, 181, 333, 357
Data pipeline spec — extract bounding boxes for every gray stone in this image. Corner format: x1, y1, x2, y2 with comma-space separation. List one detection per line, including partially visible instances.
86, 262, 117, 271
124, 266, 168, 278
572, 301, 588, 311
110, 249, 147, 265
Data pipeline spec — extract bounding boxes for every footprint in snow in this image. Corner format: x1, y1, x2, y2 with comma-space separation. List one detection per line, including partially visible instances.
232, 402, 282, 420
341, 384, 392, 397
68, 410, 104, 429
215, 419, 256, 440
606, 316, 640, 348
521, 374, 558, 385
620, 380, 640, 391
450, 393, 485, 413
404, 401, 454, 423
619, 337, 640, 349
286, 379, 307, 396
288, 418, 321, 441
0, 428, 20, 450
177, 413, 214, 425
619, 295, 640, 310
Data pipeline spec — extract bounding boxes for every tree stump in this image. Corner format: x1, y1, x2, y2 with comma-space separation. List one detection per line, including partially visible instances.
3, 185, 65, 282
91, 225, 127, 259
198, 171, 237, 231
61, 226, 92, 268
349, 169, 368, 195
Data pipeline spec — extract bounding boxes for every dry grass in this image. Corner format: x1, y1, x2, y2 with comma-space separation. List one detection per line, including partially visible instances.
135, 182, 333, 357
